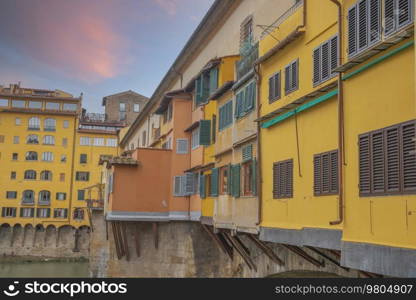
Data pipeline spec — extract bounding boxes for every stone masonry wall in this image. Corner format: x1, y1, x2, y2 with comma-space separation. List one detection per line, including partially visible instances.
90, 212, 359, 278
0, 224, 89, 258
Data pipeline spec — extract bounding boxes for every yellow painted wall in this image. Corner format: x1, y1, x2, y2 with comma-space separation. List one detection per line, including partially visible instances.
259, 0, 340, 231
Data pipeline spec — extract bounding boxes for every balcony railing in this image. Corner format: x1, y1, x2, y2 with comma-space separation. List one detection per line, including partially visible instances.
80, 113, 107, 123
38, 199, 51, 206
236, 42, 259, 81
21, 198, 35, 205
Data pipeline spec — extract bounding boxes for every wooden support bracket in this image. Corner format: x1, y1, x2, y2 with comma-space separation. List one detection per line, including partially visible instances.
246, 234, 285, 266
134, 223, 140, 258
153, 222, 159, 250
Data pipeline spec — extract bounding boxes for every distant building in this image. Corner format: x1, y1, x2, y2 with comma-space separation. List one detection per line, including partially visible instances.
102, 90, 149, 126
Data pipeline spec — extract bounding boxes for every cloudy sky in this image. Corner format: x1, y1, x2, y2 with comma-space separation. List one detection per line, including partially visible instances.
0, 0, 214, 112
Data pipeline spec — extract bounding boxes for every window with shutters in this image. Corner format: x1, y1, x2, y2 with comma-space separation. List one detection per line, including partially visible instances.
242, 144, 253, 162
12, 153, 18, 161
28, 117, 40, 130
43, 135, 55, 145
205, 174, 212, 197
313, 36, 338, 86
74, 208, 84, 220
385, 0, 413, 36
269, 71, 281, 103
176, 139, 188, 154
53, 208, 67, 218
220, 166, 229, 195
230, 164, 241, 198
212, 114, 217, 143
242, 161, 254, 196
37, 208, 51, 218
199, 120, 211, 146
2, 207, 17, 217
284, 59, 299, 95
195, 68, 217, 106
56, 192, 66, 200
219, 100, 233, 130
40, 170, 52, 181
76, 171, 89, 181
38, 190, 51, 205
10, 171, 16, 180
235, 80, 256, 119
273, 159, 293, 199
78, 189, 85, 200
42, 151, 53, 161
80, 153, 87, 164
22, 190, 35, 205
191, 127, 200, 150
313, 150, 339, 196
21, 208, 34, 218
359, 120, 416, 196
44, 118, 56, 131
6, 191, 17, 199
24, 170, 36, 180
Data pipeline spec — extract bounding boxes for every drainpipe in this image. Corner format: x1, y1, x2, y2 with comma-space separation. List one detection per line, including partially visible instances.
329, 0, 344, 226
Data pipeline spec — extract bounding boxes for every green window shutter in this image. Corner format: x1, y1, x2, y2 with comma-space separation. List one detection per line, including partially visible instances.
209, 67, 218, 94
211, 168, 219, 196
252, 159, 257, 196
199, 174, 206, 199
195, 77, 202, 105
202, 73, 210, 103
242, 144, 253, 162
227, 164, 232, 195
249, 82, 256, 110
212, 115, 216, 143
219, 106, 224, 130
199, 120, 211, 146
232, 164, 241, 198
235, 92, 244, 119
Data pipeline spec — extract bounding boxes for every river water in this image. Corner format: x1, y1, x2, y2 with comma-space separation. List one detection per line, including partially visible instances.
0, 261, 89, 278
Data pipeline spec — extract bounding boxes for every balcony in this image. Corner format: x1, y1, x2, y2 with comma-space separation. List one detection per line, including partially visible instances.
21, 198, 35, 205
236, 42, 259, 82
38, 199, 51, 206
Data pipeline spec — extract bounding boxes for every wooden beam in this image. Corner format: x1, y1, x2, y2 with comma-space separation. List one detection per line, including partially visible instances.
225, 232, 257, 272
305, 246, 349, 271
111, 222, 122, 259
246, 234, 284, 266
134, 223, 141, 258
121, 222, 130, 261
201, 224, 233, 260
284, 245, 324, 268
153, 222, 159, 249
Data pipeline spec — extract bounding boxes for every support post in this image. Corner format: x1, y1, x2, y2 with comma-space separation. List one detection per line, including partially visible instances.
121, 222, 130, 261
153, 222, 158, 250
134, 223, 140, 258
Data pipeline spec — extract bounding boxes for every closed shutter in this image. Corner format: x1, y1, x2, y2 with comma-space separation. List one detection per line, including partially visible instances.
371, 131, 385, 193
252, 159, 257, 196
286, 160, 293, 198
202, 73, 210, 103
209, 67, 218, 94
199, 120, 211, 146
358, 0, 368, 51
386, 127, 400, 192
348, 5, 358, 56
291, 60, 298, 91
231, 164, 241, 198
226, 101, 233, 125
330, 151, 339, 193
1, 207, 5, 217
322, 153, 330, 193
398, 0, 412, 28
313, 155, 321, 195
402, 122, 416, 191
273, 163, 279, 198
246, 81, 255, 111
242, 144, 253, 162
359, 134, 371, 195
330, 36, 338, 74
211, 168, 219, 197
273, 160, 293, 198
199, 174, 206, 199
313, 47, 321, 85
195, 77, 202, 105
212, 115, 216, 143
321, 42, 330, 81
63, 209, 68, 218
219, 106, 224, 130
369, 0, 381, 44
384, 0, 396, 35
235, 91, 244, 118
46, 208, 51, 218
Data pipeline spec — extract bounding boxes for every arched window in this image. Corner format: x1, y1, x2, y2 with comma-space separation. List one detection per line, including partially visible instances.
28, 117, 40, 130
25, 151, 38, 161
26, 134, 39, 144
43, 135, 55, 145
42, 152, 53, 161
38, 191, 51, 204
40, 170, 52, 181
44, 118, 56, 131
22, 190, 35, 204
24, 170, 37, 180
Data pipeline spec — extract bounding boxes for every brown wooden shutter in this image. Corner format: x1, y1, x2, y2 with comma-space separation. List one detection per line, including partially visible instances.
313, 155, 321, 195
359, 134, 371, 195
287, 160, 293, 198
371, 131, 385, 193
273, 163, 279, 199
322, 153, 330, 193
402, 122, 416, 192
386, 126, 400, 192
330, 151, 339, 193
269, 76, 274, 103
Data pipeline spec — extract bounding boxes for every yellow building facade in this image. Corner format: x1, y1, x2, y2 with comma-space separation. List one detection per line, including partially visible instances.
0, 84, 120, 229
257, 0, 415, 277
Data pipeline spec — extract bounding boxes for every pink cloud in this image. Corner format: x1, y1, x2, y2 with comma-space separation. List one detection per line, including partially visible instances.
10, 1, 133, 84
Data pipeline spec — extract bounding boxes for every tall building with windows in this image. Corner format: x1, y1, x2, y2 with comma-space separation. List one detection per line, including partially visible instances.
0, 83, 121, 228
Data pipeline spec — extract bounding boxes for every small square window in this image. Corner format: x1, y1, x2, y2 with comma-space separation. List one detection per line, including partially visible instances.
133, 103, 140, 112
13, 136, 19, 144
63, 120, 69, 128
10, 172, 16, 180
15, 118, 21, 125
80, 154, 87, 164
12, 153, 18, 160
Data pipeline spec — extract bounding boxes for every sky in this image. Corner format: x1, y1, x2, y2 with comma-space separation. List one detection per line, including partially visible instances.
0, 0, 214, 112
